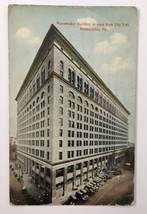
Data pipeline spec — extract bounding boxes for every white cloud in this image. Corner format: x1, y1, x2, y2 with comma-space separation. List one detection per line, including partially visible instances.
15, 27, 32, 39
95, 33, 128, 54
110, 33, 127, 45
15, 27, 41, 46
77, 17, 97, 25
101, 57, 135, 73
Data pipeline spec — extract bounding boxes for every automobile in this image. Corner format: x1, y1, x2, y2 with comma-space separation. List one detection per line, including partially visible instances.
75, 190, 89, 201
89, 182, 99, 191
92, 179, 102, 187
93, 176, 103, 182
102, 172, 112, 179
98, 175, 107, 182
80, 189, 87, 194
89, 181, 97, 186
99, 173, 107, 179
85, 184, 96, 193
107, 168, 121, 176
100, 172, 107, 177
63, 195, 77, 205
84, 187, 95, 194
94, 176, 103, 181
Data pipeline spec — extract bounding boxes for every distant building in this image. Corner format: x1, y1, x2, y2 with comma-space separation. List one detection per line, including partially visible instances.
128, 142, 135, 148
16, 24, 130, 202
10, 137, 17, 160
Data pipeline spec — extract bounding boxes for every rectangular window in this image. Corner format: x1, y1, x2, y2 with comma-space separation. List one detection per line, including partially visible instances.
60, 107, 63, 115
60, 96, 63, 104
47, 140, 50, 147
60, 85, 63, 93
68, 151, 70, 158
72, 131, 74, 137
72, 112, 75, 118
68, 100, 71, 108
68, 130, 71, 137
59, 140, 63, 147
59, 152, 62, 160
47, 129, 50, 137
48, 96, 50, 104
47, 152, 49, 160
48, 85, 50, 93
47, 118, 50, 126
68, 110, 71, 118
47, 107, 50, 115
59, 118, 63, 126
59, 129, 63, 137
36, 149, 39, 156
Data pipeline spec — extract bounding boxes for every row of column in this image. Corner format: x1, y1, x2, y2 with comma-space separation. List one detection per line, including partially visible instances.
21, 154, 114, 202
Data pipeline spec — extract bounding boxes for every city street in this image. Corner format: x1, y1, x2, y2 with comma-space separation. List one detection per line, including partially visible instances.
76, 168, 134, 206
10, 170, 30, 205
10, 162, 134, 206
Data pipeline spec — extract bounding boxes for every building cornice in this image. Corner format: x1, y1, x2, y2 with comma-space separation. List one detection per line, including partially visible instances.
16, 24, 130, 115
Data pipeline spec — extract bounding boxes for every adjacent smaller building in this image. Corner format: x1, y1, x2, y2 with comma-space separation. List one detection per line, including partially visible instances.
10, 137, 17, 160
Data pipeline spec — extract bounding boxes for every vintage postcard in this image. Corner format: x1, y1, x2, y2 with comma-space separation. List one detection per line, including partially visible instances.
9, 5, 137, 205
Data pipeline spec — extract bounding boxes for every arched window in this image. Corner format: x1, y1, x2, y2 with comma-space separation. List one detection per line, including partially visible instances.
84, 100, 89, 107
77, 96, 82, 104
68, 68, 75, 85
41, 67, 45, 85
77, 75, 83, 91
69, 91, 75, 99
95, 107, 98, 112
60, 61, 64, 77
84, 81, 89, 95
36, 97, 39, 103
41, 91, 45, 99
90, 104, 94, 110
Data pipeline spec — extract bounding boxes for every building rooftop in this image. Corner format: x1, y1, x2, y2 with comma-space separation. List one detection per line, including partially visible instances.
16, 24, 130, 115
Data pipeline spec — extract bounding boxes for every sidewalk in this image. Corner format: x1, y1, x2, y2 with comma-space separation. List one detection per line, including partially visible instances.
10, 161, 47, 204
23, 173, 44, 200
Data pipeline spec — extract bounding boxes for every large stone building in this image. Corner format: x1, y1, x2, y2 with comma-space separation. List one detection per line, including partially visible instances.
16, 24, 130, 202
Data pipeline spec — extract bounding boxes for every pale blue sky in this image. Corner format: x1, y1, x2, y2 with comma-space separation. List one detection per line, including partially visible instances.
9, 5, 138, 143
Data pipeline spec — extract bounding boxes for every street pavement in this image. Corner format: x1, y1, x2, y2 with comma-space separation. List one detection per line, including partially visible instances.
76, 168, 134, 206
10, 161, 134, 206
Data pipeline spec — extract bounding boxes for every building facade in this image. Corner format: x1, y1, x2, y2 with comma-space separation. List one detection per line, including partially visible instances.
16, 24, 130, 202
